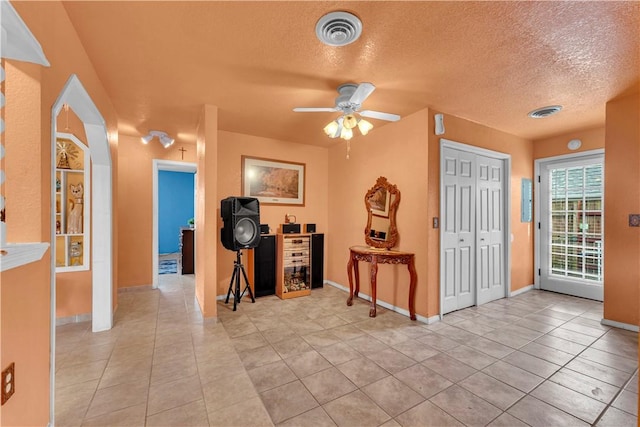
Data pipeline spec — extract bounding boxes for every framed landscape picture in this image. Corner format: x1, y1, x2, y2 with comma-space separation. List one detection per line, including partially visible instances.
242, 156, 305, 206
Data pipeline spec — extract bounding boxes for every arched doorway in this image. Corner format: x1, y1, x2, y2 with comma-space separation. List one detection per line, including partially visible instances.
50, 74, 113, 333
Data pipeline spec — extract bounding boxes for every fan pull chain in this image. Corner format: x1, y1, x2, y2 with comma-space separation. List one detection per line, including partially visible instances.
346, 140, 351, 160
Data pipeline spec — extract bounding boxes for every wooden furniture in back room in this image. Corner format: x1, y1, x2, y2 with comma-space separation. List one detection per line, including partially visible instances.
180, 227, 194, 274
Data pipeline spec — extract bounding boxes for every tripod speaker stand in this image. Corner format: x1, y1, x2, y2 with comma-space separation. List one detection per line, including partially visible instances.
225, 250, 255, 311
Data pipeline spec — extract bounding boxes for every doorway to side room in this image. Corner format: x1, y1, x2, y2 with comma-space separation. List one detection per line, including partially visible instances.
152, 160, 196, 288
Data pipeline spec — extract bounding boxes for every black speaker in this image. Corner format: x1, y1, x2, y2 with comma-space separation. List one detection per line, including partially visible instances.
311, 233, 324, 288
220, 197, 261, 250
253, 235, 276, 297
304, 223, 316, 233
260, 224, 270, 234
281, 223, 301, 234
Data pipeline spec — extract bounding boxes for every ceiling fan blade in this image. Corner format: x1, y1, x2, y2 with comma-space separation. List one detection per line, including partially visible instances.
293, 107, 339, 112
360, 110, 401, 122
349, 82, 376, 105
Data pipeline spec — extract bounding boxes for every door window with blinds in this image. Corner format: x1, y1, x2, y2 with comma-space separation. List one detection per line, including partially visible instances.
538, 152, 604, 301
549, 164, 603, 281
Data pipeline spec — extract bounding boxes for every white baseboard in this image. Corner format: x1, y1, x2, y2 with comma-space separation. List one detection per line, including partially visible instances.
325, 280, 349, 293
509, 284, 534, 297
324, 280, 438, 324
601, 318, 640, 332
56, 313, 91, 326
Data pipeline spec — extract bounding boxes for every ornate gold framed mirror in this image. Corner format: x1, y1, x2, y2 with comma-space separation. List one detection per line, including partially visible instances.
364, 176, 400, 249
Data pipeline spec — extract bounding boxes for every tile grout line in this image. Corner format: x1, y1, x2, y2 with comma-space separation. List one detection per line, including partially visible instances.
443, 305, 609, 426
480, 308, 634, 426
590, 367, 639, 426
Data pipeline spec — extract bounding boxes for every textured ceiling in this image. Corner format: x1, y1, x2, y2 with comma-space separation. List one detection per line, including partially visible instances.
61, 1, 640, 146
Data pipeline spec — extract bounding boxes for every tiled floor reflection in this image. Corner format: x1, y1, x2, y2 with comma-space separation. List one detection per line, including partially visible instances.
55, 274, 638, 426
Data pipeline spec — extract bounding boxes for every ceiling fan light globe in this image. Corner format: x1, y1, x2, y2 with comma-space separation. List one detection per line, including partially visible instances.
324, 120, 339, 137
358, 119, 373, 135
340, 127, 353, 140
343, 114, 358, 129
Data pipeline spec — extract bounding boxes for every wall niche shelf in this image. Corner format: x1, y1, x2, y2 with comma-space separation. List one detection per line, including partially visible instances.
55, 132, 90, 272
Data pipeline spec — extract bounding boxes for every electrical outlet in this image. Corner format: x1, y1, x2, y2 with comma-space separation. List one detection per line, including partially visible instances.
1, 362, 15, 405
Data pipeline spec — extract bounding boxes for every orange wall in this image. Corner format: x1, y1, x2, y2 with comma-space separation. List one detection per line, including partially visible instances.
428, 111, 534, 315
2, 60, 50, 427
117, 135, 197, 288
195, 105, 219, 317
603, 92, 640, 326
328, 108, 534, 319
1, 263, 51, 427
216, 130, 329, 298
533, 126, 605, 159
328, 109, 431, 316
2, 2, 119, 425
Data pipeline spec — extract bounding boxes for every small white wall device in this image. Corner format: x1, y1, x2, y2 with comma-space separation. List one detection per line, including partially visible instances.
435, 113, 445, 135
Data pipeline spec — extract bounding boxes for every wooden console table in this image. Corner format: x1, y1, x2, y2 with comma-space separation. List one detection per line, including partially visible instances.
346, 245, 417, 320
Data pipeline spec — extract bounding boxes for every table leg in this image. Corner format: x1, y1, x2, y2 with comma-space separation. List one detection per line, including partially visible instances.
346, 254, 354, 306
408, 258, 417, 321
369, 257, 378, 317
353, 259, 360, 298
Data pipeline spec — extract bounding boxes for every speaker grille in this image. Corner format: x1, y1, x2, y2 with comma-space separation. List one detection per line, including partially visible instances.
235, 217, 258, 246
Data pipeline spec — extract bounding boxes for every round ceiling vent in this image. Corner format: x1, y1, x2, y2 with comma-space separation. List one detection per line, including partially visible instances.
527, 105, 562, 118
316, 11, 362, 46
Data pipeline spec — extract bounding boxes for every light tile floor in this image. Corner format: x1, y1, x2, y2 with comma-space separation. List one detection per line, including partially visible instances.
55, 273, 638, 426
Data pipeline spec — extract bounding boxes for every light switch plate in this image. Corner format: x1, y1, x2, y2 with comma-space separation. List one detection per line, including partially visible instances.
630, 214, 640, 227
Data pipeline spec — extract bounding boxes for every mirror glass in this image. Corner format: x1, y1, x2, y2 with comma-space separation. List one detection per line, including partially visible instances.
364, 176, 400, 249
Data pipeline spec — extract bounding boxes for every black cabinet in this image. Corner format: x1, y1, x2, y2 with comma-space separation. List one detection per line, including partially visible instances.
180, 228, 194, 274
249, 235, 276, 297
311, 233, 324, 288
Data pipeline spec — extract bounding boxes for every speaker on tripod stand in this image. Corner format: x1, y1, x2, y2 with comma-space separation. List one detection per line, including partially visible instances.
221, 197, 261, 311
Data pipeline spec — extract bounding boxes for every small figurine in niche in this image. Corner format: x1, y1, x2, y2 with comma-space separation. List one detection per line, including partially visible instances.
69, 241, 82, 265
56, 220, 61, 234
67, 183, 83, 234
56, 139, 79, 169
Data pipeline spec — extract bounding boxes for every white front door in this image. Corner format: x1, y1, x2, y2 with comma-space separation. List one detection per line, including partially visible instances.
539, 154, 604, 301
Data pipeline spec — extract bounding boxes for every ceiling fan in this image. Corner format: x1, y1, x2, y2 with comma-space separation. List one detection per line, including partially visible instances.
293, 82, 400, 140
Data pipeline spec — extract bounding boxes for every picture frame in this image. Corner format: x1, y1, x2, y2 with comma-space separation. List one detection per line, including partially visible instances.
242, 156, 305, 206
368, 186, 390, 217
